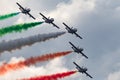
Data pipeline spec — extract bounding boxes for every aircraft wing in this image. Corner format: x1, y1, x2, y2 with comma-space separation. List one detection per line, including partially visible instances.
81, 52, 88, 59
28, 13, 36, 20
51, 23, 60, 29
63, 22, 71, 30
74, 32, 83, 39
73, 62, 81, 69
39, 13, 48, 20
69, 42, 77, 48
85, 72, 93, 78
16, 2, 24, 10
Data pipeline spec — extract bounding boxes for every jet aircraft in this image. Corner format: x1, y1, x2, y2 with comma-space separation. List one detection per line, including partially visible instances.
69, 42, 88, 59
63, 22, 82, 39
16, 2, 36, 20
39, 13, 60, 29
73, 62, 93, 78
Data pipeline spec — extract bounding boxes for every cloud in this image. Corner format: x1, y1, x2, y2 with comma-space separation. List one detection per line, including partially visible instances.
48, 0, 95, 26
107, 71, 120, 80
0, 0, 25, 13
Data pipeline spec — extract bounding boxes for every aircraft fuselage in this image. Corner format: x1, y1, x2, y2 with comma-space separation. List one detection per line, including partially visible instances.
76, 67, 87, 73
43, 18, 54, 24
72, 47, 83, 53
66, 28, 77, 34
19, 8, 30, 14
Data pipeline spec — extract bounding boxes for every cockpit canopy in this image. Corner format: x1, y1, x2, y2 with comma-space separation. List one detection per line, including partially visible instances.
73, 28, 77, 32
84, 68, 88, 71
82, 67, 87, 71
27, 8, 31, 12
50, 18, 54, 22
80, 48, 84, 51
25, 8, 30, 12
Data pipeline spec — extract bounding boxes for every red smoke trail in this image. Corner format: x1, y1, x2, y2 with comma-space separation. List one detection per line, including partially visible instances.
20, 70, 77, 80
0, 51, 72, 76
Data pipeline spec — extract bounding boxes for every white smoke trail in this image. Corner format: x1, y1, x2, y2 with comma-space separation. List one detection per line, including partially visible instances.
0, 31, 66, 54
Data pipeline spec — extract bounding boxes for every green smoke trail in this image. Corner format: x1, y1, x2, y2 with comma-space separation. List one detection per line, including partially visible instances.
0, 12, 20, 20
0, 22, 44, 36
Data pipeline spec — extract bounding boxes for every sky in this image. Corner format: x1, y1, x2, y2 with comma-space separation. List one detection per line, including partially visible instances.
0, 0, 120, 80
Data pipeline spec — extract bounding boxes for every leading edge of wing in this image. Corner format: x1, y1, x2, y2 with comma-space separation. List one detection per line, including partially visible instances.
28, 13, 36, 20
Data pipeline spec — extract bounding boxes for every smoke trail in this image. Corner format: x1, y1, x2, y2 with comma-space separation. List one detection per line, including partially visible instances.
20, 70, 77, 80
0, 12, 20, 20
0, 51, 72, 75
0, 22, 43, 37
0, 31, 66, 54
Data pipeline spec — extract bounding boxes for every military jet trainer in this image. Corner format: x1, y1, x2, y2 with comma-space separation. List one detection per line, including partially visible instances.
63, 22, 82, 39
16, 2, 36, 20
69, 42, 88, 59
73, 62, 93, 78
39, 13, 60, 29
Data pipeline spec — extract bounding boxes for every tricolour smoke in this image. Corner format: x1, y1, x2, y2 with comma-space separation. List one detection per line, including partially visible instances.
0, 31, 66, 54
0, 22, 43, 37
0, 51, 72, 76
20, 70, 77, 80
0, 12, 20, 20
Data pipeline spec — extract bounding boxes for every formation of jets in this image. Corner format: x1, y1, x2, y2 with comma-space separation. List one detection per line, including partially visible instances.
69, 41, 92, 78
16, 2, 93, 79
